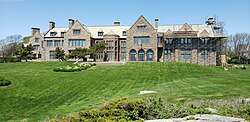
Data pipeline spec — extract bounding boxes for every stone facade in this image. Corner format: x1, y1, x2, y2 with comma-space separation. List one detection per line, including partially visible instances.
29, 15, 225, 66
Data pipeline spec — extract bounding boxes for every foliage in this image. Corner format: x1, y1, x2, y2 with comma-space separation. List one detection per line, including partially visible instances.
0, 56, 20, 63
0, 62, 250, 121
56, 97, 250, 121
66, 48, 90, 61
54, 47, 65, 61
15, 44, 34, 62
89, 42, 106, 61
0, 76, 11, 86
22, 36, 31, 44
53, 63, 96, 72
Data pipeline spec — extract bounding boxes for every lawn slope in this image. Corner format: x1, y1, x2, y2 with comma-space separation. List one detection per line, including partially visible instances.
0, 62, 249, 121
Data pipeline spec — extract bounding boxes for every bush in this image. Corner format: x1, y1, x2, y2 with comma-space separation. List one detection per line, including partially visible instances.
53, 63, 96, 72
0, 76, 11, 86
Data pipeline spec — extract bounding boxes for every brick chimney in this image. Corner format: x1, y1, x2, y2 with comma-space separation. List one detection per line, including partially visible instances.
155, 18, 159, 29
31, 27, 40, 36
49, 21, 55, 30
69, 19, 75, 28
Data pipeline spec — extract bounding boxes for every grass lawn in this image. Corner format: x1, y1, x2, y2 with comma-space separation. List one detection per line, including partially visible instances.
0, 62, 250, 121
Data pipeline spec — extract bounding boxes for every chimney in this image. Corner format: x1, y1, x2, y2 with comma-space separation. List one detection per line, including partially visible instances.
155, 18, 159, 29
31, 27, 40, 36
49, 21, 55, 30
69, 19, 75, 28
114, 21, 120, 26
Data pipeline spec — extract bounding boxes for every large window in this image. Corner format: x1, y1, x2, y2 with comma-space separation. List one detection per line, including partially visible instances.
157, 37, 161, 44
121, 41, 126, 61
134, 36, 150, 44
106, 51, 115, 61
106, 41, 114, 47
201, 38, 209, 44
138, 49, 145, 61
146, 49, 153, 61
69, 39, 85, 47
47, 40, 53, 47
34, 45, 40, 50
166, 38, 173, 44
181, 50, 192, 60
130, 49, 136, 61
137, 25, 147, 31
49, 51, 56, 59
73, 30, 81, 35
54, 40, 60, 47
180, 38, 192, 44
201, 50, 209, 60
164, 50, 171, 61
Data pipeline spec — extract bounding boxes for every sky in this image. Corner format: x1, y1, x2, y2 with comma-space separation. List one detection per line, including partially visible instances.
0, 0, 250, 39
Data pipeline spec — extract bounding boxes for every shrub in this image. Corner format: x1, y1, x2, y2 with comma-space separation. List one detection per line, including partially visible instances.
53, 63, 96, 72
0, 76, 12, 86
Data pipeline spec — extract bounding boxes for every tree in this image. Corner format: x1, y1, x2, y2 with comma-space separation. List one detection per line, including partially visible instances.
227, 33, 250, 64
15, 44, 34, 62
89, 42, 106, 61
67, 48, 90, 61
2, 34, 23, 57
55, 47, 65, 61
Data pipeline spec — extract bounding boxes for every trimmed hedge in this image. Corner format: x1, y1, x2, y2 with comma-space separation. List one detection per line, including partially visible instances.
0, 57, 20, 63
53, 63, 96, 72
0, 76, 11, 86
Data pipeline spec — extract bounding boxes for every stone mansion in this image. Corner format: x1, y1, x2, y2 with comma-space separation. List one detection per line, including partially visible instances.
29, 15, 225, 65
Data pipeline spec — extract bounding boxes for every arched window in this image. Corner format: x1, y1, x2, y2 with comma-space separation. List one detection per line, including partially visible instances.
138, 49, 145, 61
146, 49, 154, 61
130, 49, 136, 61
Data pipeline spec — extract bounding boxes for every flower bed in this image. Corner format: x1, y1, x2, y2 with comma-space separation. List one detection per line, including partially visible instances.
53, 63, 96, 72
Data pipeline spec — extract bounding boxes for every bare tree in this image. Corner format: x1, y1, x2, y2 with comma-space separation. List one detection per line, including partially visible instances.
0, 39, 6, 58
227, 33, 250, 63
3, 34, 23, 57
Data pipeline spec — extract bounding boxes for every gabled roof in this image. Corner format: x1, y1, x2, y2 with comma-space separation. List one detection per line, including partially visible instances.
129, 15, 155, 30
44, 27, 68, 37
158, 24, 215, 37
87, 26, 130, 38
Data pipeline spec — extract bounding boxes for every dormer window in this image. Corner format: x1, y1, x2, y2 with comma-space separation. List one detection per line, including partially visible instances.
122, 31, 126, 36
98, 31, 104, 36
50, 32, 56, 36
137, 25, 147, 31
73, 29, 81, 35
61, 32, 65, 37
35, 37, 39, 43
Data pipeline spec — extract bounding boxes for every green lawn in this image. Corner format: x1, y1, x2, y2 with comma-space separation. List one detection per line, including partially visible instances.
0, 62, 249, 121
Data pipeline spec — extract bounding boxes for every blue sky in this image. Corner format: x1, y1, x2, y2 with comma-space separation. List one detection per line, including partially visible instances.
0, 0, 250, 39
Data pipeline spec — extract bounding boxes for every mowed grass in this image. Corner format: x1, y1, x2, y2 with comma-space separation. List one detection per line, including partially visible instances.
0, 62, 250, 121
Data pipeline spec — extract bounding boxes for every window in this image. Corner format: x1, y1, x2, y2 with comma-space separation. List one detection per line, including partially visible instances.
134, 36, 150, 44
62, 40, 64, 47
201, 50, 209, 60
106, 41, 114, 47
47, 40, 53, 47
61, 32, 65, 37
180, 38, 192, 44
35, 38, 39, 43
130, 49, 136, 61
121, 52, 126, 61
49, 51, 56, 59
98, 31, 104, 36
73, 29, 81, 35
38, 54, 42, 59
166, 38, 173, 44
146, 49, 154, 61
50, 32, 56, 36
138, 49, 145, 61
54, 40, 60, 47
69, 39, 85, 47
181, 50, 192, 60
158, 37, 161, 44
34, 45, 40, 50
121, 41, 126, 47
122, 31, 126, 36
137, 25, 147, 31
164, 50, 171, 61
201, 38, 209, 44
